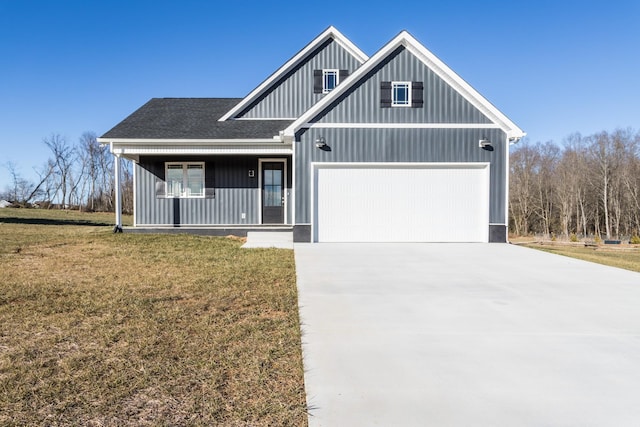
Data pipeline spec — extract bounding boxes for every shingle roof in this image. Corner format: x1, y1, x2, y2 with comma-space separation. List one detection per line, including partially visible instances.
100, 98, 292, 140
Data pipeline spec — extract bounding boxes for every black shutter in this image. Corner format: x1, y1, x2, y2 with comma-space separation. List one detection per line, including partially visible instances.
155, 162, 166, 198
339, 69, 349, 84
313, 69, 323, 94
205, 162, 215, 199
380, 81, 392, 108
412, 81, 424, 108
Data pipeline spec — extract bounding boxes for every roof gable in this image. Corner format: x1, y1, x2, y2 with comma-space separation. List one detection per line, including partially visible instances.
284, 31, 525, 140
219, 26, 368, 121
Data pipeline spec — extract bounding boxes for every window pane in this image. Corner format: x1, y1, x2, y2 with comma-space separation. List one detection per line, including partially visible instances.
392, 82, 410, 106
186, 164, 204, 196
263, 168, 282, 206
167, 165, 183, 197
323, 70, 337, 92
264, 186, 282, 206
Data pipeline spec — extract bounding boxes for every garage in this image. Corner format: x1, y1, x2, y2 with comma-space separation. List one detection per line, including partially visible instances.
312, 163, 490, 242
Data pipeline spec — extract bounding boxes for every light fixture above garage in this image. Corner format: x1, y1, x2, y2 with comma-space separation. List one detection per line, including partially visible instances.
315, 137, 327, 149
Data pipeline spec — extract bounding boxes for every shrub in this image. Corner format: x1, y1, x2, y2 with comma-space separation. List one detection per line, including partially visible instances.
630, 235, 640, 245
570, 233, 579, 242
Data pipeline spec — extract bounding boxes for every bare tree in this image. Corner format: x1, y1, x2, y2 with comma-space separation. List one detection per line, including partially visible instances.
43, 134, 75, 208
510, 128, 640, 240
2, 161, 35, 204
532, 142, 560, 238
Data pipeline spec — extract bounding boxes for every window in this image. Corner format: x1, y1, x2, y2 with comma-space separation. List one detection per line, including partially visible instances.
392, 81, 411, 107
323, 69, 338, 93
380, 81, 423, 108
314, 69, 348, 94
165, 162, 205, 198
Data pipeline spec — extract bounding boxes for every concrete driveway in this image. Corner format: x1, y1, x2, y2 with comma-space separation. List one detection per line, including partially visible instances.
294, 243, 640, 426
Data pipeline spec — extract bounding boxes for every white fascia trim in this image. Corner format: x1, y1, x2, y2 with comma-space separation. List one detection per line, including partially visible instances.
304, 122, 501, 129
134, 224, 293, 228
285, 31, 525, 139
233, 117, 298, 121
311, 161, 490, 169
111, 147, 293, 156
97, 138, 282, 145
218, 26, 368, 122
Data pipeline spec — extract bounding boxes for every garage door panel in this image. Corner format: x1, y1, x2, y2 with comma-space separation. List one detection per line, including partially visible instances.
314, 164, 489, 243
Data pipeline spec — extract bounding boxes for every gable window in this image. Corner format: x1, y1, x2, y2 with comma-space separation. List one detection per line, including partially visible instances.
323, 69, 338, 93
314, 69, 349, 94
381, 81, 424, 108
165, 162, 205, 198
392, 81, 411, 106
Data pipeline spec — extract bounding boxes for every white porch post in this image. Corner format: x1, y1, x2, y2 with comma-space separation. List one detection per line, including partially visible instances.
113, 153, 123, 232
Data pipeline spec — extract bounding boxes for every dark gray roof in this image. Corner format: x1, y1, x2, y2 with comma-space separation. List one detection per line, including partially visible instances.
100, 98, 293, 140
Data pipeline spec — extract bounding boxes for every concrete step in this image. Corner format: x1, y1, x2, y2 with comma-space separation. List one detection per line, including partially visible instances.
242, 231, 293, 249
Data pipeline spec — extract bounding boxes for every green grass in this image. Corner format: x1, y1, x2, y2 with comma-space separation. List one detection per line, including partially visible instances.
522, 243, 640, 273
0, 208, 307, 426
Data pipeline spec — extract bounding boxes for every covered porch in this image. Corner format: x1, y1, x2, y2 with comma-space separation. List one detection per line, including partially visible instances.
101, 139, 293, 232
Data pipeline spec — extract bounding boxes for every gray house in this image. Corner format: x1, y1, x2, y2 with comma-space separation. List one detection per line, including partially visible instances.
98, 27, 524, 243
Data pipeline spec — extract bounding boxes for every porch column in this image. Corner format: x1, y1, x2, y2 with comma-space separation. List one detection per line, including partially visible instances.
113, 153, 123, 232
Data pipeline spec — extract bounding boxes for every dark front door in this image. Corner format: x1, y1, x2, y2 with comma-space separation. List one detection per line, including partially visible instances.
262, 162, 284, 224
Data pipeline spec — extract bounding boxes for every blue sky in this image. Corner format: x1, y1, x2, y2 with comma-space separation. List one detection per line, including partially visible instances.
1, 0, 638, 187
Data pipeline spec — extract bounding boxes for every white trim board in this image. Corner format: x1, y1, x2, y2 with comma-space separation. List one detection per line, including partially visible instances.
111, 147, 293, 156
97, 138, 283, 145
303, 123, 502, 129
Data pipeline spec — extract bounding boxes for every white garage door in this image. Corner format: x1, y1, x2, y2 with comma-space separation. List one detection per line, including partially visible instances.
313, 163, 489, 242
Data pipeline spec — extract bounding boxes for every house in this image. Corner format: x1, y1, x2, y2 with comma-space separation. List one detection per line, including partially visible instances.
98, 27, 525, 243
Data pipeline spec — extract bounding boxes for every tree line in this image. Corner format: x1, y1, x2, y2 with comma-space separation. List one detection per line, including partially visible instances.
1, 132, 133, 213
509, 128, 640, 240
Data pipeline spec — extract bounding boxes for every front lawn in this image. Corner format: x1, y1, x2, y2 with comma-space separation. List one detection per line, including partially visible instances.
0, 208, 307, 425
521, 242, 640, 273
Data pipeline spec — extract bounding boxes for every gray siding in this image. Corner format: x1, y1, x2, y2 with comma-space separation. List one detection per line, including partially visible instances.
237, 39, 362, 119
294, 127, 507, 224
135, 156, 291, 226
313, 47, 491, 124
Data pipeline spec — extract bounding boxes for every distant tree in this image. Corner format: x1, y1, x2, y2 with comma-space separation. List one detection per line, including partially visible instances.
509, 139, 538, 235
44, 134, 75, 208
0, 161, 52, 205
510, 128, 640, 239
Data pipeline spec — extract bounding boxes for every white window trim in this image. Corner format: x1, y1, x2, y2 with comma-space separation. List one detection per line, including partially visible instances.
165, 161, 206, 198
392, 81, 412, 107
323, 69, 339, 93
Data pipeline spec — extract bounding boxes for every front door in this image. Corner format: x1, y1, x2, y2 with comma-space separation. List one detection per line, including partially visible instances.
262, 162, 284, 224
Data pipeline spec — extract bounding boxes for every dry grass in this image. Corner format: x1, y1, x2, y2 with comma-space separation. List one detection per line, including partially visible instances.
0, 208, 307, 426
519, 241, 640, 273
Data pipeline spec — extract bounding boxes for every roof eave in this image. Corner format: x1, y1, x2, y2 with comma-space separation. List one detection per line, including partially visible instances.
97, 137, 285, 145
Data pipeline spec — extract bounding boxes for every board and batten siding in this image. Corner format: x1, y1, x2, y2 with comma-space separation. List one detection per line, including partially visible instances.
135, 156, 291, 226
312, 46, 492, 124
236, 39, 362, 119
294, 127, 507, 226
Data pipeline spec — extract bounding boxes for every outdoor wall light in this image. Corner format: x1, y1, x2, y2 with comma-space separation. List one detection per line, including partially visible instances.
315, 137, 327, 148
479, 138, 492, 148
